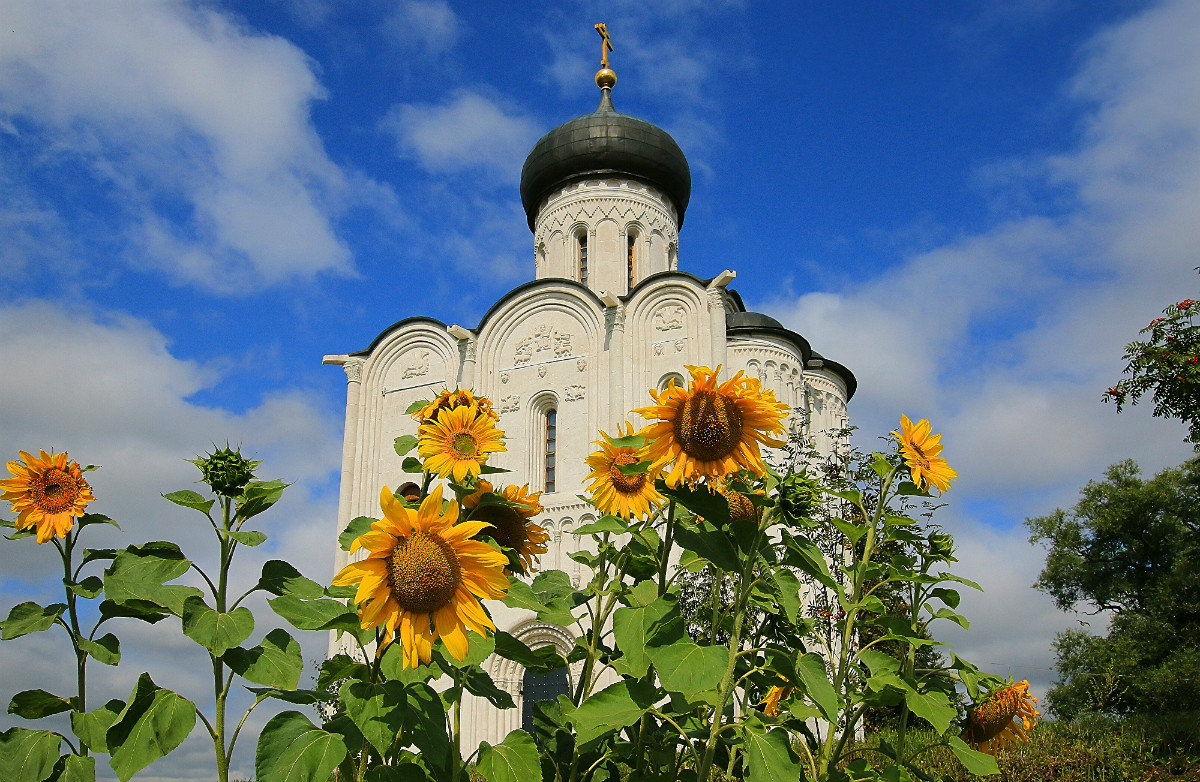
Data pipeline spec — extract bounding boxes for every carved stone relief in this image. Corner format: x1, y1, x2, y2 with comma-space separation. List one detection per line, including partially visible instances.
514, 325, 573, 365
564, 385, 585, 402
400, 351, 430, 379
654, 305, 685, 331
500, 395, 520, 414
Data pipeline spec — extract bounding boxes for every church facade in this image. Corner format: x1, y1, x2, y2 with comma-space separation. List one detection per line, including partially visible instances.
324, 71, 855, 747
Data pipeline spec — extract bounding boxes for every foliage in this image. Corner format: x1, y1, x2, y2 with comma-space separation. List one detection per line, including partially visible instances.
1027, 458, 1200, 721
1106, 297, 1200, 445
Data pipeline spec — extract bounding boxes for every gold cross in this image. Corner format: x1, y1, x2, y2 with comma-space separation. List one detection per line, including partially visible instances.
594, 23, 613, 68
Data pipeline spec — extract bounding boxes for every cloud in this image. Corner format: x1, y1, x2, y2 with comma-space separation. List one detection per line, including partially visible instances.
0, 1, 374, 291
381, 89, 540, 183
382, 0, 461, 56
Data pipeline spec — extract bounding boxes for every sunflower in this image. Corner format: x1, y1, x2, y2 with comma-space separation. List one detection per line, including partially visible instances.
761, 685, 793, 717
1, 450, 95, 544
713, 478, 762, 524
584, 423, 664, 519
961, 680, 1040, 755
418, 403, 506, 483
332, 485, 509, 668
412, 389, 498, 427
462, 480, 548, 573
892, 415, 957, 494
633, 365, 788, 487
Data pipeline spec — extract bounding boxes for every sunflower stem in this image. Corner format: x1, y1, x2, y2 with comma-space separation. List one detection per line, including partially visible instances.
211, 495, 232, 782
60, 528, 88, 755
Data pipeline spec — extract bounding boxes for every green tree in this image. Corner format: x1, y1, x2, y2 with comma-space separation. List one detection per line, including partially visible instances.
1027, 458, 1200, 720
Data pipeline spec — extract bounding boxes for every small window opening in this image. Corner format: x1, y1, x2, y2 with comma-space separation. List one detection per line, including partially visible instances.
577, 232, 589, 286
545, 409, 557, 493
626, 233, 636, 289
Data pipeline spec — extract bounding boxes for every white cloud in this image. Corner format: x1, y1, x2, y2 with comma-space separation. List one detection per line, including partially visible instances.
382, 0, 461, 56
0, 0, 371, 291
381, 89, 540, 183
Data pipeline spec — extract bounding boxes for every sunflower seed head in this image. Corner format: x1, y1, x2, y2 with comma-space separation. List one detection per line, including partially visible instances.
191, 445, 260, 497
778, 471, 822, 521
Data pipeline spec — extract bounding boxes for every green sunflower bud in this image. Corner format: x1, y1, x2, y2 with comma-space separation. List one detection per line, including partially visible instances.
928, 532, 955, 561
778, 471, 822, 522
191, 445, 260, 498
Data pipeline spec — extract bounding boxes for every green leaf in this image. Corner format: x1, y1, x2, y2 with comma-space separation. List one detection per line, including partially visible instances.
462, 667, 515, 709
339, 680, 406, 756
672, 518, 739, 572
823, 487, 863, 504
78, 512, 120, 531
612, 593, 683, 678
229, 529, 267, 546
106, 674, 196, 782
645, 641, 728, 704
493, 631, 566, 674
48, 753, 95, 782
255, 711, 348, 782
403, 683, 451, 772
928, 606, 969, 630
0, 727, 60, 782
572, 516, 629, 535
268, 595, 358, 633
616, 460, 653, 476
870, 452, 893, 478
319, 654, 372, 690
66, 576, 104, 599
476, 729, 541, 782
236, 480, 288, 521
662, 483, 733, 526
162, 489, 214, 513
245, 688, 331, 705
902, 688, 956, 735
103, 542, 202, 615
571, 679, 655, 745
929, 587, 961, 609
225, 629, 304, 689
1, 602, 66, 640
405, 399, 428, 415
257, 560, 325, 599
796, 653, 838, 721
181, 596, 254, 656
79, 633, 120, 666
394, 435, 418, 457
741, 719, 802, 782
401, 456, 423, 473
946, 736, 1001, 776
7, 690, 72, 719
338, 517, 375, 552
97, 599, 167, 625
766, 567, 803, 623
71, 699, 124, 754
80, 548, 118, 567
783, 533, 839, 592
607, 432, 647, 448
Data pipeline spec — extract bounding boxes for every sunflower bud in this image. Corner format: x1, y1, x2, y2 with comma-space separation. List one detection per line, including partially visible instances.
778, 472, 822, 522
191, 446, 260, 497
927, 532, 955, 561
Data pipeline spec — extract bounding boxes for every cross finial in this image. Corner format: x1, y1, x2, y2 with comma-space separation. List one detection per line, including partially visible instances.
595, 23, 613, 68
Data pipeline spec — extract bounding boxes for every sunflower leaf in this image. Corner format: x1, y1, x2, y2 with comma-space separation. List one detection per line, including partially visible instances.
106, 674, 196, 782
493, 631, 566, 674
7, 690, 72, 719
476, 729, 540, 782
672, 518, 739, 572
181, 597, 255, 656
255, 711, 347, 782
48, 752, 96, 782
79, 633, 121, 666
661, 483, 731, 525
228, 529, 267, 546
401, 456, 423, 473
479, 464, 512, 474
896, 480, 928, 496
900, 687, 956, 735
607, 432, 648, 448
268, 595, 359, 633
0, 727, 60, 782
822, 487, 863, 504
161, 490, 214, 513
781, 532, 839, 593
946, 736, 1001, 776
320, 654, 372, 690
66, 576, 104, 599
257, 560, 325, 599
71, 699, 125, 753
645, 640, 729, 704
612, 593, 683, 678
245, 687, 331, 705
572, 515, 628, 535
78, 512, 120, 530
98, 599, 168, 624
571, 679, 657, 746
103, 542, 201, 616
225, 629, 303, 689
796, 653, 839, 722
236, 480, 288, 522
0, 602, 66, 640
339, 680, 407, 756
338, 517, 375, 552
740, 717, 802, 782
462, 667, 515, 709
870, 452, 893, 479
394, 435, 418, 457
616, 460, 653, 475
80, 548, 118, 566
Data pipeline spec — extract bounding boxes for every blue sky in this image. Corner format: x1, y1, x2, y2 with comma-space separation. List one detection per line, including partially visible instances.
3, 1, 1199, 778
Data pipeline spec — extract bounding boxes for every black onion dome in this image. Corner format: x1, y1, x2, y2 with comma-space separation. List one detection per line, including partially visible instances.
520, 90, 691, 231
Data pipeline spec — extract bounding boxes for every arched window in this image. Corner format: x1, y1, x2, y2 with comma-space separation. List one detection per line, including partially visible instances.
576, 230, 589, 286
545, 408, 557, 493
522, 665, 570, 734
626, 230, 636, 289
659, 372, 685, 391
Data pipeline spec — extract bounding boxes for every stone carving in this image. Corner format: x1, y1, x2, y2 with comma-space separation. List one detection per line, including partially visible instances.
501, 373, 509, 384
401, 351, 430, 379
500, 395, 520, 413
675, 339, 685, 352
654, 344, 664, 356
576, 358, 587, 371
654, 305, 685, 331
564, 385, 585, 402
514, 325, 573, 365
538, 365, 547, 378
343, 359, 363, 384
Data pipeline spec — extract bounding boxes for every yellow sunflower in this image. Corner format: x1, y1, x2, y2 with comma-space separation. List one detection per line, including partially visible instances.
713, 478, 762, 524
332, 485, 509, 668
1, 450, 95, 544
961, 680, 1040, 755
892, 415, 957, 494
462, 480, 549, 573
412, 389, 498, 426
584, 423, 664, 519
761, 685, 792, 717
417, 403, 506, 483
633, 365, 788, 487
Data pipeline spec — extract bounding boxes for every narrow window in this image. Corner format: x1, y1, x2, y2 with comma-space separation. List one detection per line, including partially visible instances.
626, 232, 636, 288
577, 232, 589, 286
545, 408, 557, 493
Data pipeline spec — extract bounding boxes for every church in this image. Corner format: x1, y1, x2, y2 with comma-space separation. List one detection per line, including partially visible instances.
322, 31, 855, 747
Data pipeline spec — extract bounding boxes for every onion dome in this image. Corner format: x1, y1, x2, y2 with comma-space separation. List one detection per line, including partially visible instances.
520, 78, 691, 231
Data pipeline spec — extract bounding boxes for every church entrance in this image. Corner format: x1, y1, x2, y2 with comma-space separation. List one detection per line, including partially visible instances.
520, 666, 570, 734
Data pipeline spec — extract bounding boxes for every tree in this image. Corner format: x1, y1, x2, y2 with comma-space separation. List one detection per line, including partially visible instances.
1027, 458, 1200, 720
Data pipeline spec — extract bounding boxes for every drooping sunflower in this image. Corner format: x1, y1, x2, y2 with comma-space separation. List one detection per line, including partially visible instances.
633, 365, 788, 487
1, 450, 95, 544
417, 403, 506, 483
332, 485, 509, 668
584, 423, 664, 519
892, 415, 957, 494
713, 478, 762, 524
961, 680, 1040, 755
412, 389, 498, 427
462, 480, 548, 573
761, 685, 793, 717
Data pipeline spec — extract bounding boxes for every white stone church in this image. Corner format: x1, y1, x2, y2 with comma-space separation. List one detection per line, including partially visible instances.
323, 68, 855, 747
